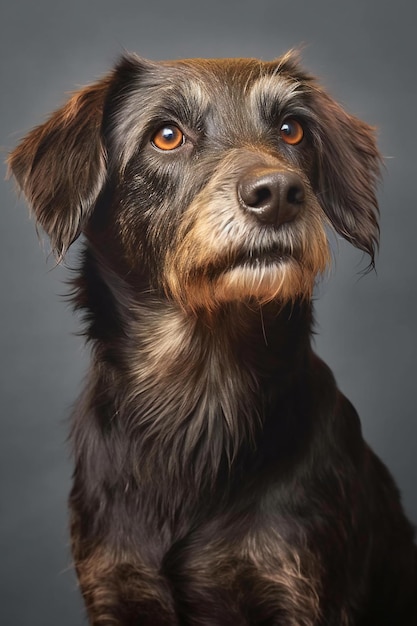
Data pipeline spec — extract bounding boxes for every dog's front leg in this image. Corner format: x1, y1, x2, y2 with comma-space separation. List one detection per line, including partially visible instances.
71, 506, 178, 626
73, 549, 179, 626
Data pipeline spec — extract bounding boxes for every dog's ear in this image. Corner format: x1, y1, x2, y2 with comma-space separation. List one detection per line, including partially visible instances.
310, 89, 381, 266
8, 75, 112, 258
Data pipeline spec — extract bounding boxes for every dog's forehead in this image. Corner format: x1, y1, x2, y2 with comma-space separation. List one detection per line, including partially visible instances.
161, 57, 269, 84
143, 57, 302, 102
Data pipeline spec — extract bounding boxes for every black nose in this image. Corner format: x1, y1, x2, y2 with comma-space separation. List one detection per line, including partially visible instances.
237, 168, 305, 226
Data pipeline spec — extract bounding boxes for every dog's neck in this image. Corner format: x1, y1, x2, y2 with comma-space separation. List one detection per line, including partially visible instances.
75, 249, 316, 522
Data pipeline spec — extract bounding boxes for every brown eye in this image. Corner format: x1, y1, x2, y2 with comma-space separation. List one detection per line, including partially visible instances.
280, 118, 304, 145
151, 125, 185, 151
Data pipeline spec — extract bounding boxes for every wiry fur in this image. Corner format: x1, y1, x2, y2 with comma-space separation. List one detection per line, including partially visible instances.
8, 52, 417, 625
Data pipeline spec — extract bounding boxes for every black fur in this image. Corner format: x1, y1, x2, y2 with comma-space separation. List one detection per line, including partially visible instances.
9, 53, 416, 625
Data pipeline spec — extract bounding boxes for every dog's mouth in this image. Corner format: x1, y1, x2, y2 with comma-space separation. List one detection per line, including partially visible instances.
196, 244, 299, 292
222, 243, 297, 274
187, 242, 314, 309
233, 248, 291, 268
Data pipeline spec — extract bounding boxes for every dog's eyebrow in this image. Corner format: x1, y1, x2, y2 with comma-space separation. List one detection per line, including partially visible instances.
146, 81, 210, 129
248, 74, 308, 120
108, 78, 210, 170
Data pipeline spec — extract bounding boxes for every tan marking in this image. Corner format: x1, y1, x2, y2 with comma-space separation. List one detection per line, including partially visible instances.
164, 149, 331, 314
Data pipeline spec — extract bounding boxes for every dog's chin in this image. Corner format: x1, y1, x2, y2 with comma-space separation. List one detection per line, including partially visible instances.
212, 257, 315, 305
169, 256, 319, 314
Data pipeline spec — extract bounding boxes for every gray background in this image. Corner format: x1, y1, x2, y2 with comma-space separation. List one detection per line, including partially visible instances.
1, 1, 416, 624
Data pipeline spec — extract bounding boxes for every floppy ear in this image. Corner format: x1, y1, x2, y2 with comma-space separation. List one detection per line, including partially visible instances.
310, 88, 381, 266
8, 75, 112, 258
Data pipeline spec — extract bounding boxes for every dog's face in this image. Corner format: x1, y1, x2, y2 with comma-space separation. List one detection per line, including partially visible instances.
9, 53, 380, 314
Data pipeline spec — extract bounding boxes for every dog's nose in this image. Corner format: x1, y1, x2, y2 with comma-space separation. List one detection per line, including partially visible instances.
237, 168, 305, 226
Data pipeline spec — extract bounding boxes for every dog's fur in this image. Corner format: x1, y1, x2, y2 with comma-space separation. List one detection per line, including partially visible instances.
9, 53, 417, 625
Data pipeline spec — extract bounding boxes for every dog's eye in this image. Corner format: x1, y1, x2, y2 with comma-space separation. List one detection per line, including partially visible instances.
280, 119, 304, 145
151, 125, 185, 151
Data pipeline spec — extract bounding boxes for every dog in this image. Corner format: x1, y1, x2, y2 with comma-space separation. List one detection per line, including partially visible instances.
9, 52, 417, 625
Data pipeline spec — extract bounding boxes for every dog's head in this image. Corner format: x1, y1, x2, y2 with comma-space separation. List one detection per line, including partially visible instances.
9, 52, 380, 313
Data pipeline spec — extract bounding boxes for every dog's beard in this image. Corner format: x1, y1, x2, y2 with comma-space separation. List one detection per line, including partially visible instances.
164, 205, 330, 314
212, 257, 320, 305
